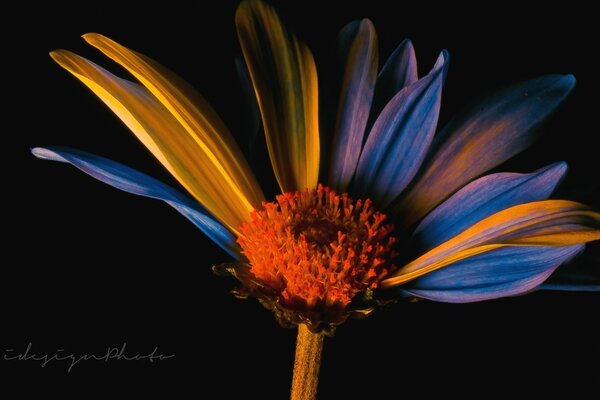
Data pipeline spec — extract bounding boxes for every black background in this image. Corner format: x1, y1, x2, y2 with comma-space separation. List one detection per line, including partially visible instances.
5, 0, 599, 397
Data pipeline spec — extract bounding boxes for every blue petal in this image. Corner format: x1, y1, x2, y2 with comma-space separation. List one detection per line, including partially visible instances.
32, 146, 240, 258
378, 39, 418, 92
402, 245, 584, 303
354, 51, 449, 207
370, 39, 418, 120
413, 162, 567, 252
329, 19, 378, 192
395, 74, 576, 227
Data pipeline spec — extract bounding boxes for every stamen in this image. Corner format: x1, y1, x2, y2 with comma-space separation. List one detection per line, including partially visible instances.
238, 185, 397, 311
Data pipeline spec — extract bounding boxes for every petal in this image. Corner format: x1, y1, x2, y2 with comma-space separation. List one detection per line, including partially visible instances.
50, 49, 261, 234
354, 51, 449, 207
81, 34, 265, 221
413, 162, 567, 252
329, 19, 378, 192
382, 200, 600, 288
401, 245, 584, 303
370, 39, 418, 120
236, 0, 319, 192
32, 146, 240, 259
394, 74, 576, 227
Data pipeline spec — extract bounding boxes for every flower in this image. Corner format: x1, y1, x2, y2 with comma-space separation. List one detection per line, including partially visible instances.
34, 0, 600, 335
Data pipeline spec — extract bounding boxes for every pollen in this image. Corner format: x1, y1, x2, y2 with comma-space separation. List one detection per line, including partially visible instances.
238, 185, 397, 312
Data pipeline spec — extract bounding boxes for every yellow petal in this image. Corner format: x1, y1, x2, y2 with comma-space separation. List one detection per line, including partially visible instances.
81, 34, 264, 215
381, 200, 600, 288
236, 0, 320, 192
50, 50, 262, 234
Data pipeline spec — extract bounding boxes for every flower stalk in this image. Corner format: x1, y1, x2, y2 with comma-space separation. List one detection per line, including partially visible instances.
290, 324, 324, 400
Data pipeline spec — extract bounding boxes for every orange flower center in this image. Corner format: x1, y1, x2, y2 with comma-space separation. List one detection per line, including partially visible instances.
238, 185, 397, 311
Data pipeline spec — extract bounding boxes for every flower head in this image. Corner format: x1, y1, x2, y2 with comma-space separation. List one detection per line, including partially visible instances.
34, 0, 600, 335
232, 185, 397, 330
